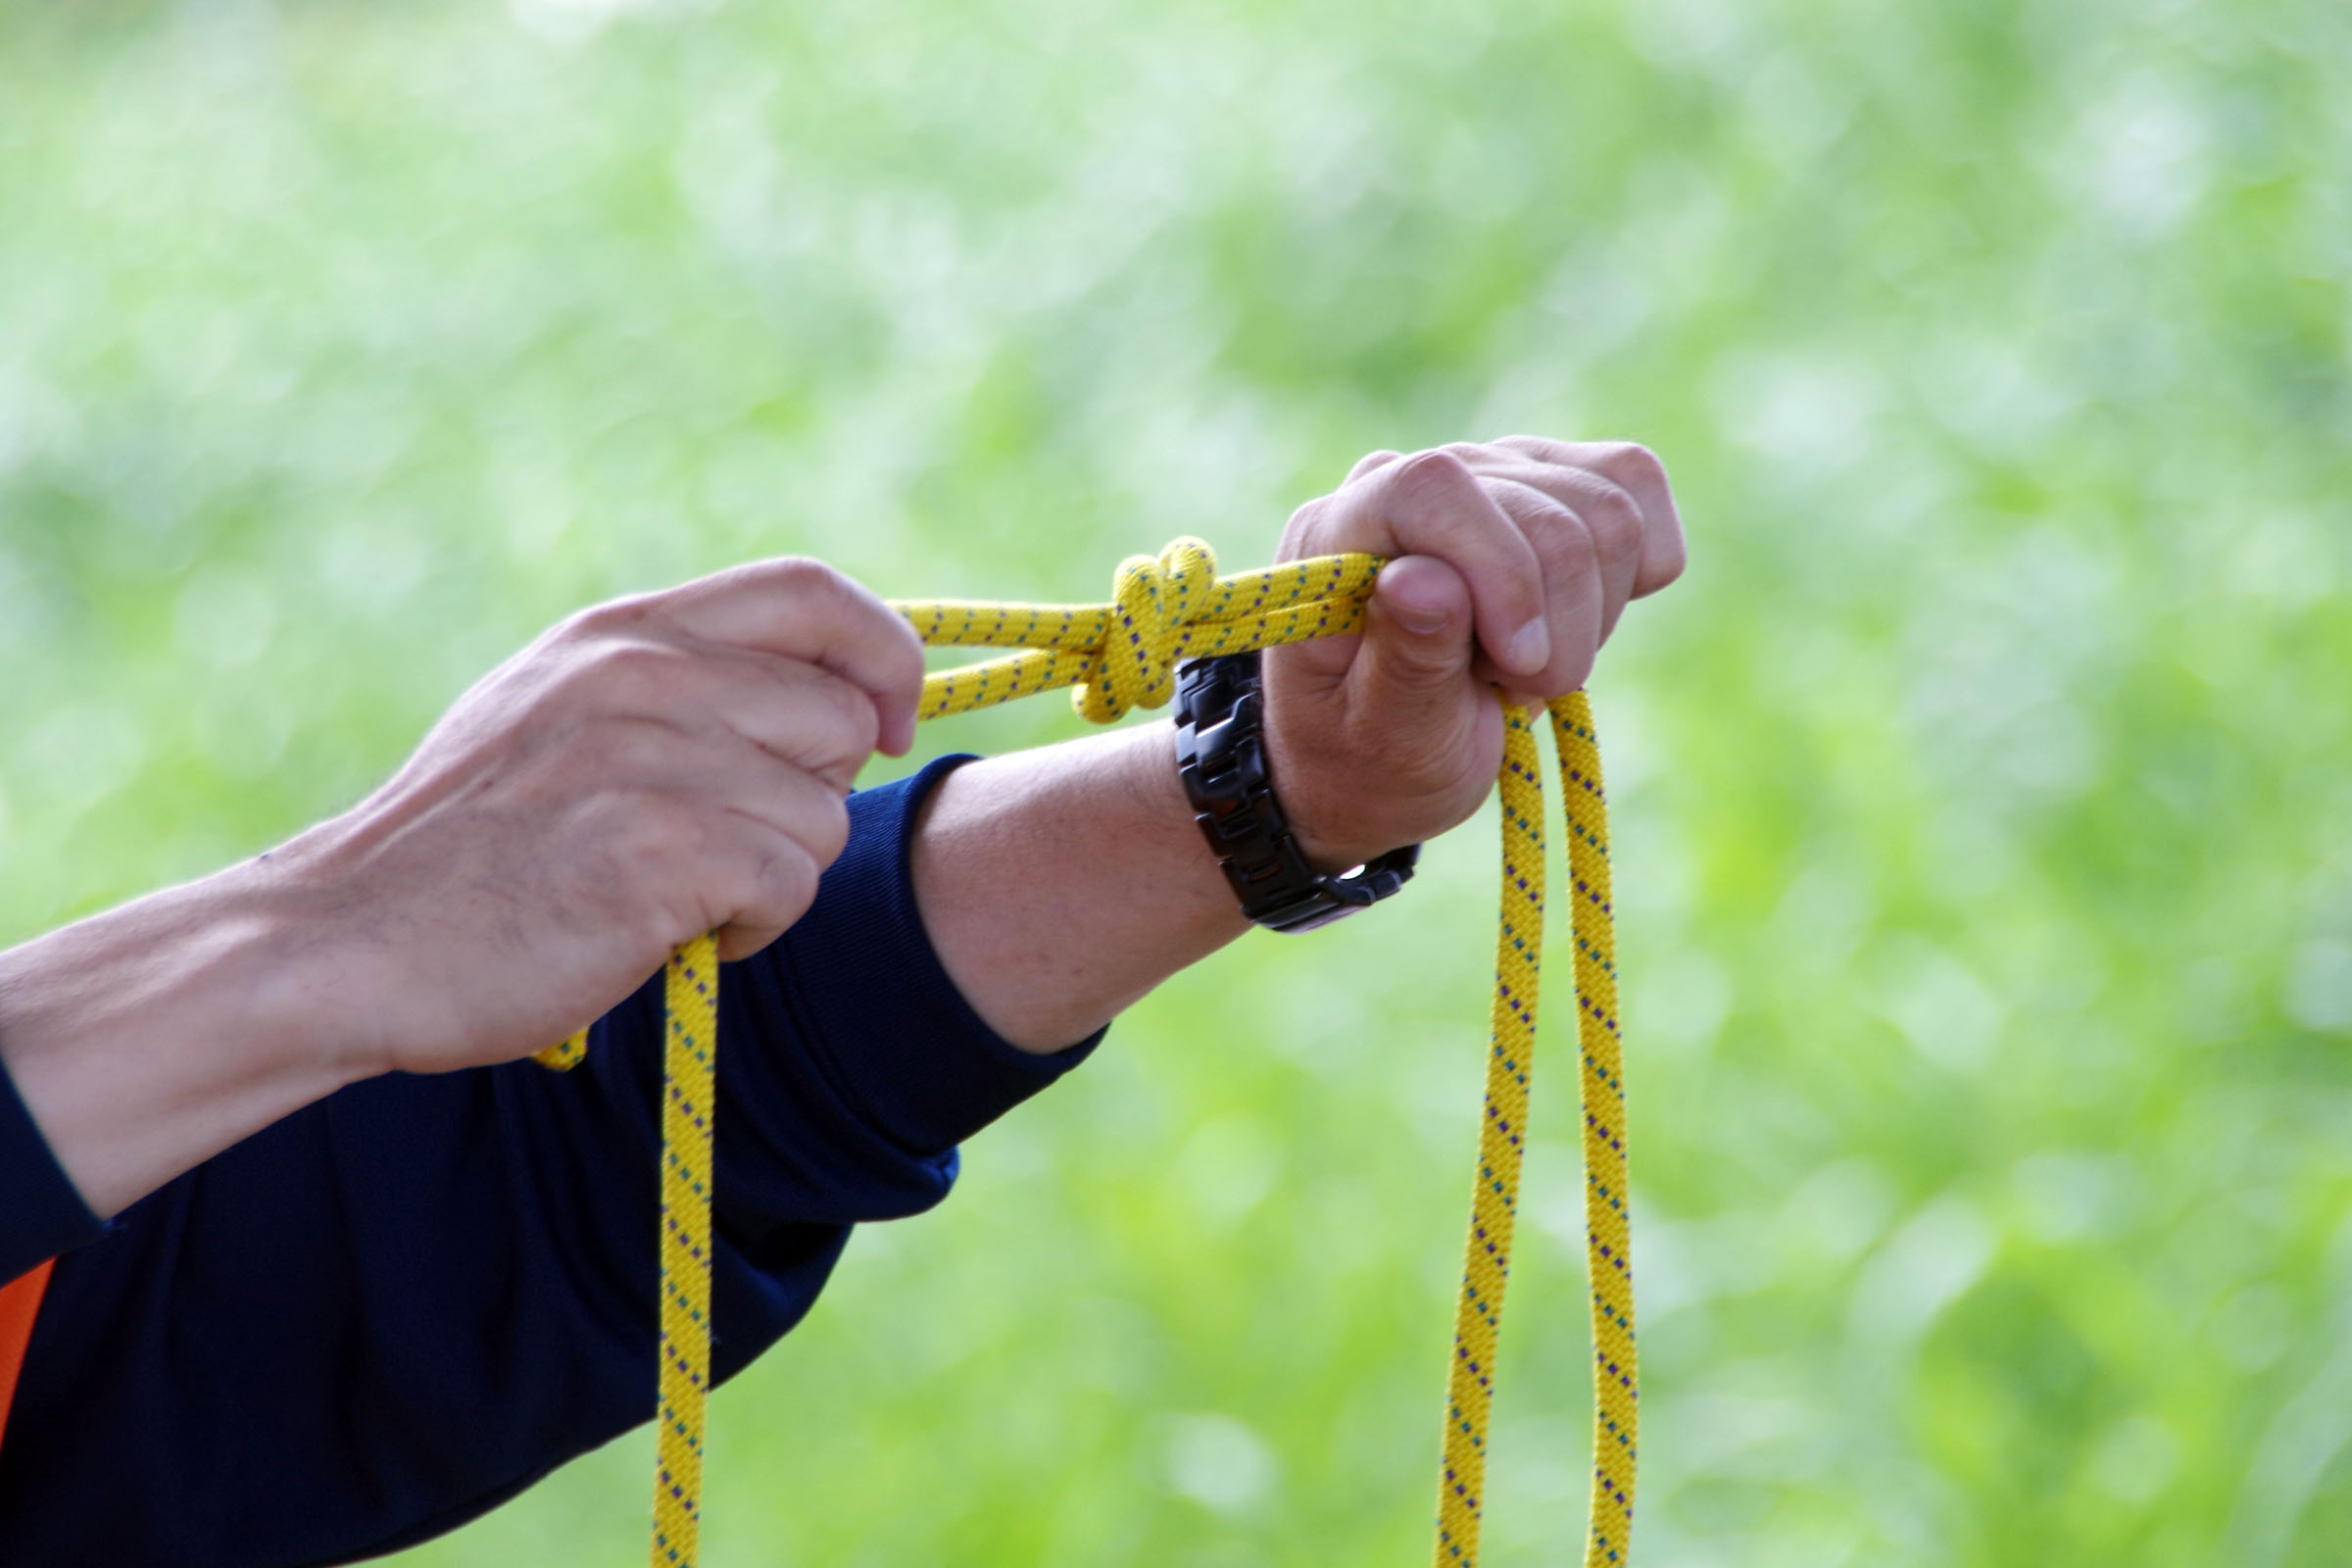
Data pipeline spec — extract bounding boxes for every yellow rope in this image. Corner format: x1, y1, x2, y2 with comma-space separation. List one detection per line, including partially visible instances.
534, 539, 1638, 1568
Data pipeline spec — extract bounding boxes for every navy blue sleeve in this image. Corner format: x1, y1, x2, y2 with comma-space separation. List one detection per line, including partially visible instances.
0, 754, 1099, 1568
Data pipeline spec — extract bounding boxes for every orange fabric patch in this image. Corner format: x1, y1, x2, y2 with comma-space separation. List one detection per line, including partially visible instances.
0, 1259, 55, 1454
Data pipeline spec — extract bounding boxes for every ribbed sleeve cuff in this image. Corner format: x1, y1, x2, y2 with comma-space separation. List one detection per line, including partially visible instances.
779, 754, 1102, 1157
0, 1054, 108, 1282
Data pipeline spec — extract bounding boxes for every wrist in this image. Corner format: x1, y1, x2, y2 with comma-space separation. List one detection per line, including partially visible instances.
1249, 692, 1371, 879
1173, 653, 1418, 929
1262, 779, 1361, 875
1258, 664, 1471, 877
1251, 710, 1389, 879
0, 857, 372, 1217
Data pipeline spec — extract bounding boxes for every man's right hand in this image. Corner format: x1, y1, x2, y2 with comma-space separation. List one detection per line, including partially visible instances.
0, 557, 922, 1218
273, 558, 924, 1078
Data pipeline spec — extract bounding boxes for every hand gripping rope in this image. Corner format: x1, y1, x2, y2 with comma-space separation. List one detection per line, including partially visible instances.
533, 539, 1638, 1568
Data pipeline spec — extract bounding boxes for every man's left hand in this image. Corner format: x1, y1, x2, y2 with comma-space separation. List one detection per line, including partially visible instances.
1260, 436, 1688, 872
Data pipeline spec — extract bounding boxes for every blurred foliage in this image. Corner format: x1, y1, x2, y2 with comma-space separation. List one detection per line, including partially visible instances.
5, 0, 2352, 1563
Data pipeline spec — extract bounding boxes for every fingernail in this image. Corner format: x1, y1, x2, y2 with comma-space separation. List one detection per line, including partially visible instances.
1505, 618, 1550, 675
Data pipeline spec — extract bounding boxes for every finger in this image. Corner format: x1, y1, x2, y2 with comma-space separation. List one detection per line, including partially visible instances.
624, 558, 926, 756
579, 744, 846, 957
1346, 448, 1403, 484
557, 639, 888, 795
1289, 449, 1551, 679
710, 832, 824, 962
678, 756, 852, 959
1482, 478, 1605, 697
1474, 464, 1643, 634
1487, 436, 1688, 597
1478, 465, 1650, 687
714, 769, 851, 959
674, 651, 889, 796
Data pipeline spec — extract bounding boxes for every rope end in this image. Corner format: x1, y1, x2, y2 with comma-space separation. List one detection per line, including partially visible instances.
533, 1029, 591, 1071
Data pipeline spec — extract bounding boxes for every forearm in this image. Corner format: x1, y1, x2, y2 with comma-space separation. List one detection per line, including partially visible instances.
0, 724, 1208, 1214
0, 861, 364, 1219
909, 722, 1250, 1054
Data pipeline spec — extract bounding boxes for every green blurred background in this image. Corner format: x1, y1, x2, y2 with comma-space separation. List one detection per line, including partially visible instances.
5, 0, 2350, 1562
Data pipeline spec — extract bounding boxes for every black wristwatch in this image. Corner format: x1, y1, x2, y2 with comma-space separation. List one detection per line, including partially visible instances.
1171, 651, 1419, 933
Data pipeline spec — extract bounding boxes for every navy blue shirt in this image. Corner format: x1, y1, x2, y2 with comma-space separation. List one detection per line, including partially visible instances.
0, 756, 1098, 1567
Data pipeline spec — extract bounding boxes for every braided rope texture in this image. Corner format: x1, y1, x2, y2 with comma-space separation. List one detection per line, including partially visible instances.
651, 936, 718, 1566
1557, 696, 1637, 1566
532, 539, 1636, 1568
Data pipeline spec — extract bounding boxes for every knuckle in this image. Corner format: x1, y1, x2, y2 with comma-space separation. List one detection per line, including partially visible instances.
821, 676, 881, 760
749, 844, 820, 918
588, 639, 686, 688
1548, 512, 1602, 581
880, 612, 926, 692
565, 592, 659, 640
1579, 480, 1644, 550
607, 790, 703, 870
804, 790, 853, 863
1279, 494, 1331, 557
1596, 441, 1669, 492
588, 713, 684, 775
764, 555, 850, 606
1388, 447, 1478, 505
545, 639, 686, 718
1494, 433, 1568, 465
774, 678, 878, 788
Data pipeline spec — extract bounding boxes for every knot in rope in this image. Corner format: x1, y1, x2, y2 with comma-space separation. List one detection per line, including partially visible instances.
893, 540, 1385, 727
1075, 536, 1218, 722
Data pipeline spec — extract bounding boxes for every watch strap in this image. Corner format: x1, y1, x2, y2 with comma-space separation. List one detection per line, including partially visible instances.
1171, 651, 1419, 933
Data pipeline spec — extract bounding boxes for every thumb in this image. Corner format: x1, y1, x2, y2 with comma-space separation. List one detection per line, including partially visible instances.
1348, 554, 1476, 718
